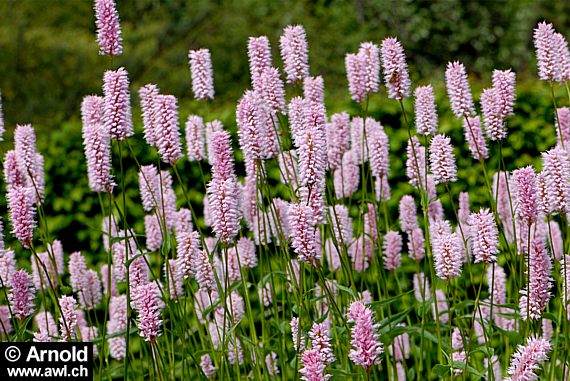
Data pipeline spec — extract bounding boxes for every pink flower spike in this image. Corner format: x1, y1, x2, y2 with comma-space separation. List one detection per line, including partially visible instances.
512, 166, 538, 226
505, 336, 551, 381
258, 67, 287, 114
248, 36, 272, 90
94, 0, 123, 57
462, 116, 489, 160
481, 87, 507, 141
406, 136, 426, 188
154, 94, 183, 165
381, 37, 411, 101
414, 85, 438, 135
554, 32, 570, 83
399, 195, 418, 233
280, 25, 310, 83
347, 301, 383, 371
433, 232, 463, 280
358, 42, 381, 95
408, 227, 425, 261
309, 322, 335, 365
469, 208, 499, 263
300, 349, 330, 381
492, 69, 516, 119
534, 22, 558, 82
304, 76, 325, 105
288, 203, 318, 265
201, 354, 216, 379
207, 177, 240, 244
185, 115, 206, 161
429, 134, 457, 183
383, 231, 403, 270
346, 53, 368, 103
519, 240, 552, 320
59, 295, 78, 341
132, 282, 163, 342
82, 120, 114, 193
8, 186, 35, 248
138, 84, 160, 147
189, 49, 215, 100
81, 95, 104, 129
103, 67, 133, 141
9, 269, 35, 320
445, 61, 475, 118
542, 146, 570, 214
556, 107, 570, 148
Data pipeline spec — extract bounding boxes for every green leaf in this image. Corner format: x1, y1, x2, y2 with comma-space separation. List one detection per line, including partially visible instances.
432, 364, 450, 377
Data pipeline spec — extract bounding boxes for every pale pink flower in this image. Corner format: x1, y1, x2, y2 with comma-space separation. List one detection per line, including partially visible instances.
82, 117, 114, 193
145, 214, 163, 251
556, 107, 570, 148
138, 84, 159, 147
463, 116, 489, 160
103, 67, 133, 140
351, 235, 372, 272
326, 113, 350, 170
291, 316, 305, 352
512, 166, 538, 226
0, 249, 16, 287
358, 42, 381, 95
34, 311, 57, 342
309, 322, 335, 365
4, 150, 25, 192
399, 195, 418, 233
8, 186, 35, 248
406, 136, 426, 188
414, 85, 438, 135
94, 0, 122, 57
407, 228, 425, 261
433, 232, 463, 280
492, 69, 516, 119
334, 152, 359, 198
534, 22, 559, 82
347, 301, 383, 371
266, 352, 279, 376
469, 209, 499, 263
154, 94, 183, 165
429, 134, 457, 183
381, 37, 410, 101
368, 127, 390, 179
542, 146, 570, 214
505, 336, 551, 381
445, 61, 475, 118
188, 49, 215, 100
304, 76, 325, 105
346, 53, 367, 103
519, 240, 552, 320
413, 273, 431, 302
132, 283, 163, 343
258, 67, 286, 114
201, 354, 216, 379
481, 87, 507, 141
185, 115, 206, 161
59, 295, 78, 341
383, 231, 403, 270
280, 25, 310, 83
176, 230, 201, 279
248, 36, 272, 90
8, 269, 35, 320
288, 203, 318, 265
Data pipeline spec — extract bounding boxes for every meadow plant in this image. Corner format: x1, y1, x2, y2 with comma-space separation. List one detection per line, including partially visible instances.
4, 10, 570, 381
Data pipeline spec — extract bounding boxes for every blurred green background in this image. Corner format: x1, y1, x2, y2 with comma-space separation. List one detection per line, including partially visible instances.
0, 0, 569, 255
